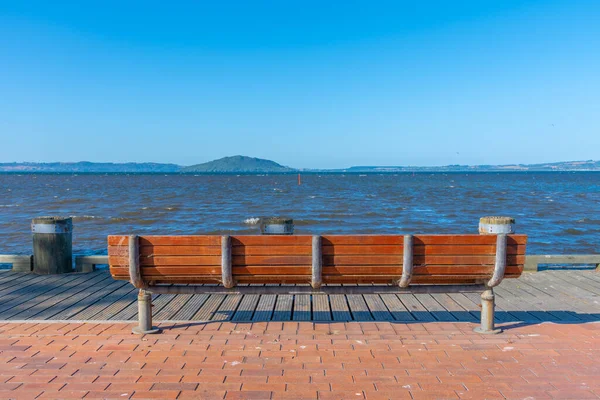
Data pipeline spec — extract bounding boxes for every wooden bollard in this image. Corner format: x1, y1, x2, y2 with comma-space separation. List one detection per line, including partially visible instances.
31, 216, 73, 274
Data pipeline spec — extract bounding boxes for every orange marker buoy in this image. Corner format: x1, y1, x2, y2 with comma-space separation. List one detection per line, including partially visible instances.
298, 173, 301, 185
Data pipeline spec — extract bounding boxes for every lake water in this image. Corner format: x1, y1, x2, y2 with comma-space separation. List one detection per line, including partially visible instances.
1, 172, 599, 255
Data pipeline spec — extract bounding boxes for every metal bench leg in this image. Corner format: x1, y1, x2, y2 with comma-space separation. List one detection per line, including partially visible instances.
474, 287, 502, 334
132, 289, 161, 334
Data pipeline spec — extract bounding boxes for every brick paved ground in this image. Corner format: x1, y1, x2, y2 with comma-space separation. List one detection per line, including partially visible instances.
0, 321, 598, 400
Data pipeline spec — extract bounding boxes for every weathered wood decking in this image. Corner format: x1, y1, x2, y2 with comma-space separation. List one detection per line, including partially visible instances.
0, 269, 598, 323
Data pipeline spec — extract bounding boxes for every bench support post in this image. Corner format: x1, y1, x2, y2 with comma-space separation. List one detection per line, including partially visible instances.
474, 287, 501, 334
221, 235, 234, 288
399, 235, 413, 287
132, 289, 161, 335
311, 235, 322, 289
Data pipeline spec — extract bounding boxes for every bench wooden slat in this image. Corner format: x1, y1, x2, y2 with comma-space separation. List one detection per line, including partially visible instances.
138, 246, 221, 256
414, 234, 527, 245
110, 243, 526, 257
232, 245, 312, 256
233, 265, 524, 275
321, 236, 404, 245
111, 264, 523, 277
230, 275, 520, 284
324, 255, 525, 266
140, 256, 221, 266
110, 253, 524, 268
322, 244, 525, 256
231, 236, 312, 246
412, 244, 526, 256
108, 235, 221, 246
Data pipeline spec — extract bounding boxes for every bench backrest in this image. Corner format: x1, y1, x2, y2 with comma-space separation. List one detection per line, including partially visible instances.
108, 234, 527, 286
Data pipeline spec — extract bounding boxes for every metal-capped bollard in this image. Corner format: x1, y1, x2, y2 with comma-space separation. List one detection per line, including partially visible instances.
479, 216, 515, 235
32, 216, 73, 274
260, 217, 294, 235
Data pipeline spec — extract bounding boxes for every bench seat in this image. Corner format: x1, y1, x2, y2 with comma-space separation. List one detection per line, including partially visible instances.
108, 234, 526, 285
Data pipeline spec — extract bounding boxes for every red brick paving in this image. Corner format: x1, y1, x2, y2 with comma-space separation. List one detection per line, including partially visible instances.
0, 321, 598, 399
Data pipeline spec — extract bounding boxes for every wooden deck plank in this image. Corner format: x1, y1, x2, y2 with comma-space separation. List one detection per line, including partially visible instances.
27, 274, 121, 320
136, 293, 179, 321
397, 294, 436, 322
170, 294, 209, 321
363, 294, 393, 321
153, 294, 194, 320
25, 273, 113, 320
547, 271, 600, 296
533, 274, 600, 318
500, 278, 575, 321
232, 294, 260, 321
292, 295, 311, 321
0, 270, 18, 280
430, 293, 477, 322
494, 282, 560, 322
444, 293, 482, 322
51, 279, 128, 320
517, 274, 596, 320
329, 295, 352, 321
413, 294, 456, 322
252, 294, 276, 321
271, 295, 293, 321
193, 294, 226, 321
0, 272, 41, 290
583, 271, 600, 284
72, 284, 136, 320
211, 294, 242, 321
0, 274, 83, 315
346, 295, 373, 321
85, 288, 137, 320
379, 294, 415, 321
0, 273, 108, 319
312, 295, 332, 321
486, 288, 540, 322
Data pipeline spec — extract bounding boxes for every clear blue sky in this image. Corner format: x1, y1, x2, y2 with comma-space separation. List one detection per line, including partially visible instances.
1, 1, 599, 168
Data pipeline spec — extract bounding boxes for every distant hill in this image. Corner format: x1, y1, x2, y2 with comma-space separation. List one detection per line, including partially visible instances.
1, 158, 599, 173
0, 162, 180, 173
182, 156, 295, 173
345, 160, 600, 172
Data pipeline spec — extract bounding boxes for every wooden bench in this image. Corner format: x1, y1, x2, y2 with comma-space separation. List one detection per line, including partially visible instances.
108, 233, 527, 334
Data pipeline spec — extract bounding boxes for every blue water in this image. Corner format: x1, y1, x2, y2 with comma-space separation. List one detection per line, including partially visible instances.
0, 172, 599, 255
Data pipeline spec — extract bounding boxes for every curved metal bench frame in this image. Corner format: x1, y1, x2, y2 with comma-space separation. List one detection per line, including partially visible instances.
125, 233, 509, 336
